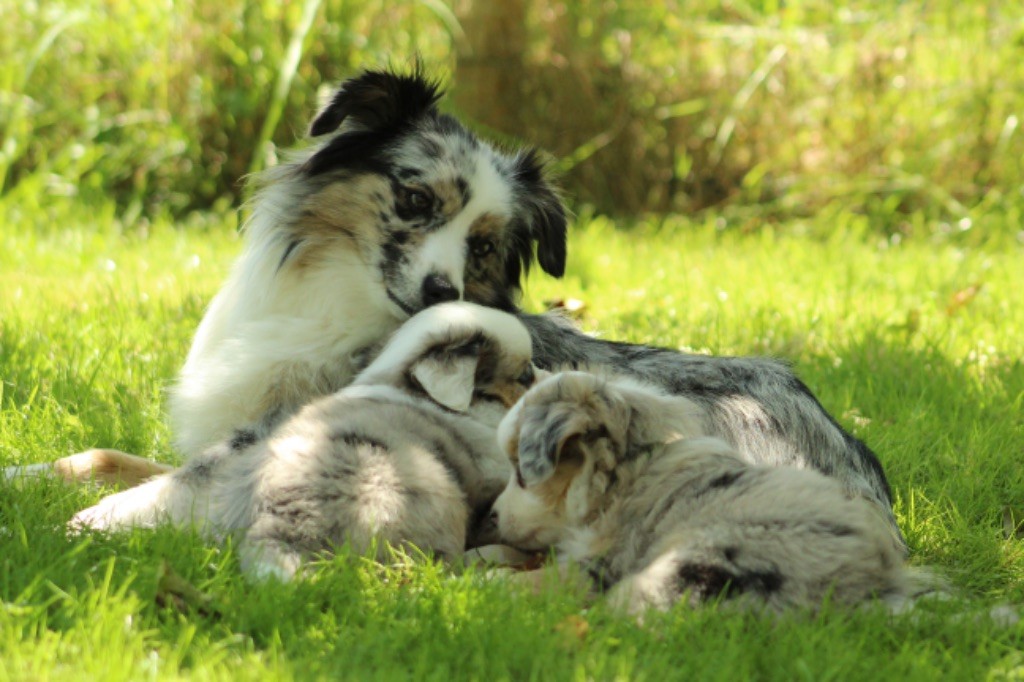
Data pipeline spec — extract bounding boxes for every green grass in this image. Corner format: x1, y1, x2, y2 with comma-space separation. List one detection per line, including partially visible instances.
2, 203, 1023, 679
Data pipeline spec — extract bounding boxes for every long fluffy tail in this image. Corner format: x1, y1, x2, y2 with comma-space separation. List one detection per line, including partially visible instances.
3, 449, 172, 489
884, 567, 1019, 626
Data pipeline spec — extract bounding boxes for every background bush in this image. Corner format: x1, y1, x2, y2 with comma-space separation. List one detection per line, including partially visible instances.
2, 0, 1023, 236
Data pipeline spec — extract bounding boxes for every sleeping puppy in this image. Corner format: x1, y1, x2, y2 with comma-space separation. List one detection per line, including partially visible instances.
71, 302, 537, 580
491, 371, 928, 615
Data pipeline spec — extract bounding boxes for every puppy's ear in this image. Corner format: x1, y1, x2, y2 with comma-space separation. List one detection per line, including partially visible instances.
410, 340, 482, 413
517, 376, 631, 487
507, 149, 568, 283
309, 68, 443, 137
516, 403, 588, 487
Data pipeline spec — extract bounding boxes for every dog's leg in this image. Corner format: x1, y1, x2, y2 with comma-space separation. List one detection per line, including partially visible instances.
68, 469, 212, 533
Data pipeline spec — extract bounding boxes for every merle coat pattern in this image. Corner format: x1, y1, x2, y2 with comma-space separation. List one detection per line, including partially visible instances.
71, 303, 536, 579
73, 67, 901, 547
491, 371, 924, 615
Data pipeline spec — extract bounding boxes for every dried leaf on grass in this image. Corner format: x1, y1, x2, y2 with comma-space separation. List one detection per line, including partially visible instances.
513, 552, 548, 572
155, 560, 221, 619
946, 283, 983, 316
554, 614, 590, 648
544, 298, 587, 318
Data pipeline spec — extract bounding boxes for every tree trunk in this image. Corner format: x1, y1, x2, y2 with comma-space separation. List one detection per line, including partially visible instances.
452, 0, 529, 136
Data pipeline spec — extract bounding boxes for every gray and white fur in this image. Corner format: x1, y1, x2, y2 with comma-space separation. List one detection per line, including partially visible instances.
520, 312, 900, 546
148, 67, 899, 548
492, 371, 925, 615
71, 302, 536, 580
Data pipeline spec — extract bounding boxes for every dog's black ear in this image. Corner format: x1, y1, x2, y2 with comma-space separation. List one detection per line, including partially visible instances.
309, 68, 444, 137
508, 150, 568, 282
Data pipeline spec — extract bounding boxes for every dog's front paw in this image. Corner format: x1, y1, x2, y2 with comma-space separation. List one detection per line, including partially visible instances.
69, 497, 123, 532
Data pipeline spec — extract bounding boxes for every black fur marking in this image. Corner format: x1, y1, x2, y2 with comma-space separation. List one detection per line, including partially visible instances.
790, 374, 893, 503
677, 562, 784, 602
508, 149, 567, 280
586, 563, 613, 592
424, 332, 486, 360
418, 137, 444, 158
383, 285, 415, 316
457, 176, 472, 207
707, 470, 744, 490
329, 431, 389, 452
230, 429, 258, 451
435, 114, 479, 144
392, 179, 436, 223
396, 166, 424, 180
308, 67, 443, 138
473, 350, 496, 386
184, 459, 214, 480
276, 240, 302, 273
811, 521, 857, 537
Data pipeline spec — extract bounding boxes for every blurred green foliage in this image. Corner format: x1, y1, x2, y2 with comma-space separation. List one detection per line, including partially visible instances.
2, 1, 1023, 236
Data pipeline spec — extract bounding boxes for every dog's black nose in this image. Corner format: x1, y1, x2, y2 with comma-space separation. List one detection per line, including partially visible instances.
422, 274, 460, 306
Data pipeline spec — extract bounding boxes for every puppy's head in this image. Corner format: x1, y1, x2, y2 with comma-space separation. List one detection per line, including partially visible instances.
490, 371, 634, 551
261, 67, 567, 319
354, 302, 539, 422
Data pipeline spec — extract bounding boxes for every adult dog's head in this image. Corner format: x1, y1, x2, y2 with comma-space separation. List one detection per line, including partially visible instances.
251, 67, 567, 319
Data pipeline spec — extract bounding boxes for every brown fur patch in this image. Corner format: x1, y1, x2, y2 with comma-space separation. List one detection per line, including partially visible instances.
291, 174, 394, 268
434, 178, 468, 217
536, 455, 586, 509
465, 212, 511, 306
490, 379, 530, 410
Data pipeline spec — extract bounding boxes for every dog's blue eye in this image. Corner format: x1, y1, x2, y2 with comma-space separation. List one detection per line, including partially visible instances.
470, 238, 495, 258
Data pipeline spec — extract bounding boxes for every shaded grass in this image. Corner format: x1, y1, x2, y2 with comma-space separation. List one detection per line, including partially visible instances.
2, 207, 1024, 679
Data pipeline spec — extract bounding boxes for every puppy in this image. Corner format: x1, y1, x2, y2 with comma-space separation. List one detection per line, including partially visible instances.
492, 371, 925, 615
71, 302, 537, 580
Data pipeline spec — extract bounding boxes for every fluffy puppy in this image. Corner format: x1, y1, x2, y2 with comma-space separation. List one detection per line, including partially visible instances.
520, 316, 901, 545
71, 302, 536, 579
492, 371, 924, 615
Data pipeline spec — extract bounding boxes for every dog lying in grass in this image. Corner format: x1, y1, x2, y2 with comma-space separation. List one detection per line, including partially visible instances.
491, 370, 931, 615
8, 67, 902, 551
71, 302, 536, 579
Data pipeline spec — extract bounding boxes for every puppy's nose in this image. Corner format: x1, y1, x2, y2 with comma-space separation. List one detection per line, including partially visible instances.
422, 274, 460, 306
